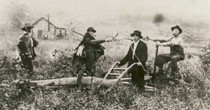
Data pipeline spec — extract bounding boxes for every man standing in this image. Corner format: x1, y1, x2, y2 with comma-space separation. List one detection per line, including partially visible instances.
117, 30, 148, 90
155, 25, 185, 78
17, 23, 39, 73
73, 27, 113, 91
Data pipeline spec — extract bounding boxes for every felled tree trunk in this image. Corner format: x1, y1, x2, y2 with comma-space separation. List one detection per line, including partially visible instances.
14, 77, 128, 87
14, 75, 151, 87
13, 76, 156, 92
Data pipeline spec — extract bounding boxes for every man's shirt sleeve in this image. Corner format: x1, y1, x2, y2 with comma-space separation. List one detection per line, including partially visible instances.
161, 37, 183, 46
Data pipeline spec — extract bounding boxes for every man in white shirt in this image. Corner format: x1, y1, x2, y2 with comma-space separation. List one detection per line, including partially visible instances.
132, 39, 140, 59
117, 30, 148, 91
155, 25, 185, 78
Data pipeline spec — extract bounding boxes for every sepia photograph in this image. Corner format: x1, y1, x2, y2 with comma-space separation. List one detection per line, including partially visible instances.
0, 0, 210, 109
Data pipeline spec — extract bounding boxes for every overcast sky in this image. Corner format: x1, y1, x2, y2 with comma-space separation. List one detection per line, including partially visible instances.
0, 0, 210, 25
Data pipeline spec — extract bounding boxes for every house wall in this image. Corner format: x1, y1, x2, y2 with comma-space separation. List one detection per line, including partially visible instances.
32, 19, 55, 39
55, 29, 66, 38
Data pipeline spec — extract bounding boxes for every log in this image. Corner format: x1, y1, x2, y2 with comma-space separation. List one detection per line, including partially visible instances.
14, 73, 150, 88
13, 77, 152, 87
14, 77, 121, 87
13, 74, 152, 87
13, 77, 156, 92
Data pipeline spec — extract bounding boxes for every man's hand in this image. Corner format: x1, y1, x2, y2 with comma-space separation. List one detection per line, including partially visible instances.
144, 36, 150, 41
137, 62, 142, 66
112, 32, 119, 40
105, 37, 114, 42
116, 61, 121, 66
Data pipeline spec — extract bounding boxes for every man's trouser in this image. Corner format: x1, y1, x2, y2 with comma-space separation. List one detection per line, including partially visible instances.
155, 53, 185, 73
73, 57, 84, 89
128, 62, 146, 89
85, 59, 96, 76
85, 49, 96, 76
73, 56, 96, 90
20, 56, 33, 72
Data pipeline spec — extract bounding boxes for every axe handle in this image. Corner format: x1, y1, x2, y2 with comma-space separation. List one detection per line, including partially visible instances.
11, 22, 22, 30
153, 45, 159, 74
73, 30, 84, 36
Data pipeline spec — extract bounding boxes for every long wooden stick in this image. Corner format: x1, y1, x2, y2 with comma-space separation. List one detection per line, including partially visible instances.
73, 30, 119, 40
105, 63, 139, 93
97, 62, 118, 89
73, 30, 84, 36
104, 62, 118, 79
11, 22, 22, 30
153, 45, 159, 75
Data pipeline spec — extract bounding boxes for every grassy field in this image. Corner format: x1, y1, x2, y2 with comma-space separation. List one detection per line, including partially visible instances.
0, 21, 210, 109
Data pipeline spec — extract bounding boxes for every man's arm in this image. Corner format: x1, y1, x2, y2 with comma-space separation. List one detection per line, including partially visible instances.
152, 39, 167, 43
139, 43, 148, 63
83, 36, 106, 45
17, 42, 22, 54
17, 35, 25, 54
32, 37, 39, 47
89, 39, 106, 45
159, 37, 183, 46
148, 36, 173, 43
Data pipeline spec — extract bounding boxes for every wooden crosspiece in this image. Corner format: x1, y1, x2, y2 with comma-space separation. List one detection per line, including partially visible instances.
100, 62, 153, 94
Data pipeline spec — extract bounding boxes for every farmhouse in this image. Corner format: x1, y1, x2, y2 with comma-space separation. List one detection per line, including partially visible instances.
32, 17, 67, 39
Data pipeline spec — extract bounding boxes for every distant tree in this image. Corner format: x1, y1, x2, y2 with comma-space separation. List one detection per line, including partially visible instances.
7, 1, 30, 30
201, 45, 210, 66
153, 13, 165, 26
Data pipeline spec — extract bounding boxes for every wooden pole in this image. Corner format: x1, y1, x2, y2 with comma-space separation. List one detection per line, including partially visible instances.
153, 45, 159, 75
48, 14, 50, 31
73, 30, 84, 37
105, 63, 138, 93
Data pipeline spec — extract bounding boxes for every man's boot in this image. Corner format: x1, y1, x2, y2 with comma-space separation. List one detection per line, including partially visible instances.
157, 68, 168, 79
171, 68, 181, 79
170, 72, 176, 79
157, 68, 163, 75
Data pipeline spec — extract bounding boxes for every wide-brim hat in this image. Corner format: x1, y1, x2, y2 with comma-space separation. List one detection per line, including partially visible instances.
21, 23, 34, 31
87, 27, 96, 33
171, 25, 182, 34
130, 30, 143, 38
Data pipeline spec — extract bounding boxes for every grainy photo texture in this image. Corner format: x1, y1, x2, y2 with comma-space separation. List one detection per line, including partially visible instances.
0, 0, 210, 109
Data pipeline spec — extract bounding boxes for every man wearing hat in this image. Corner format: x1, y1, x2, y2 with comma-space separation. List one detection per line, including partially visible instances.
154, 25, 185, 78
117, 30, 148, 91
17, 23, 39, 72
73, 27, 114, 91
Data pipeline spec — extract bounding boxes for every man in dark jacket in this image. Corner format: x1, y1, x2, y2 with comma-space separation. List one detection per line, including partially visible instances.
117, 30, 148, 90
17, 23, 39, 72
155, 25, 185, 78
73, 27, 113, 91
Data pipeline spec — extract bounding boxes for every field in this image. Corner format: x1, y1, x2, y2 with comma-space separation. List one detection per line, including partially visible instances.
0, 18, 210, 110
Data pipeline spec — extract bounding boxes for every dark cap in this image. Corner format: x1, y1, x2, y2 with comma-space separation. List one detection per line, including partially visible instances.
171, 25, 182, 34
87, 27, 96, 33
130, 30, 143, 38
21, 23, 34, 31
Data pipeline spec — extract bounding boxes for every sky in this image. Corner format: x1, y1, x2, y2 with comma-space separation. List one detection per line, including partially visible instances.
0, 0, 210, 26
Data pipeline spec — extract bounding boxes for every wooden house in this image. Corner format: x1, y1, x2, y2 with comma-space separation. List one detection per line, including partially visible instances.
32, 17, 67, 39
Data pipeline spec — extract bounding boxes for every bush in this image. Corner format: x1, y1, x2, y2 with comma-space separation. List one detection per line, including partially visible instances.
201, 45, 210, 65
0, 31, 210, 109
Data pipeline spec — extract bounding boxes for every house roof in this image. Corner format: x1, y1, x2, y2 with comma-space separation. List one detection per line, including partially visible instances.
32, 17, 66, 30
